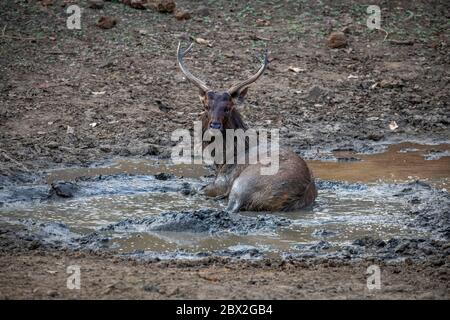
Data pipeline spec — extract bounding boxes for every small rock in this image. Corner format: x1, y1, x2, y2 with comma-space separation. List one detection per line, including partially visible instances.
99, 145, 112, 152
97, 16, 117, 29
122, 0, 147, 10
180, 182, 194, 196
143, 284, 159, 292
127, 143, 158, 156
28, 240, 41, 250
148, 0, 176, 13
310, 240, 331, 251
196, 5, 210, 17
47, 290, 58, 297
341, 26, 351, 34
88, 0, 104, 9
51, 181, 78, 198
174, 10, 191, 20
327, 31, 347, 48
154, 172, 174, 180
306, 85, 327, 102
46, 142, 60, 149
379, 79, 404, 88
353, 236, 386, 248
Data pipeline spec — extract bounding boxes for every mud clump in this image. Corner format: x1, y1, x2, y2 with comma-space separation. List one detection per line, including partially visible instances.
352, 236, 386, 248
101, 208, 291, 235
327, 31, 347, 48
88, 0, 104, 9
50, 181, 78, 198
174, 10, 190, 20
424, 150, 450, 160
126, 245, 266, 261
97, 16, 117, 29
9, 220, 111, 251
148, 0, 176, 13
122, 0, 147, 10
289, 236, 449, 262
312, 229, 337, 238
0, 185, 50, 205
154, 172, 174, 180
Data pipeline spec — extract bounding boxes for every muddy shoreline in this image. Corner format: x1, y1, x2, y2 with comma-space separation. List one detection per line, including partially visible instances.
0, 223, 449, 300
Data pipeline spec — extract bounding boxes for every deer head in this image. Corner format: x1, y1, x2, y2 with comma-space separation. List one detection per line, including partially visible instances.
177, 42, 268, 131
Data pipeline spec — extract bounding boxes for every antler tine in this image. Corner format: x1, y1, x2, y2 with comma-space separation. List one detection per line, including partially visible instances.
227, 49, 269, 96
177, 42, 210, 93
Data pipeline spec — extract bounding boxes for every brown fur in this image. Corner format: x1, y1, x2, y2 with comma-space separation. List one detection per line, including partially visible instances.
200, 91, 317, 212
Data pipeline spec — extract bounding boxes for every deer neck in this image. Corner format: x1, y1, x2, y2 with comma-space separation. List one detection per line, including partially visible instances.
201, 110, 250, 171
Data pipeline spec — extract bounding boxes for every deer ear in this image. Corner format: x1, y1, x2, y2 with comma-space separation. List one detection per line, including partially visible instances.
231, 87, 249, 106
198, 90, 208, 108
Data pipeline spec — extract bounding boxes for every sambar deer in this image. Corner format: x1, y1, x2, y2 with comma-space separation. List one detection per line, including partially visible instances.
177, 43, 317, 212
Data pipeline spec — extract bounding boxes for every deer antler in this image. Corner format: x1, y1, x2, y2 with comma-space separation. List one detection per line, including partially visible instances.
227, 49, 269, 96
177, 42, 210, 93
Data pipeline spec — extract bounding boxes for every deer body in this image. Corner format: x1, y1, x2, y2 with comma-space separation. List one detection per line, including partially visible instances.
177, 43, 317, 212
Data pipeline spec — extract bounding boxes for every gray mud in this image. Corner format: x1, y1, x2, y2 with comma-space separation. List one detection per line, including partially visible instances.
100, 208, 290, 234
1, 169, 448, 262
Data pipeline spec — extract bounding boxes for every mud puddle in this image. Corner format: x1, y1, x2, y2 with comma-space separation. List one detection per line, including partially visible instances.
0, 143, 449, 260
309, 142, 450, 189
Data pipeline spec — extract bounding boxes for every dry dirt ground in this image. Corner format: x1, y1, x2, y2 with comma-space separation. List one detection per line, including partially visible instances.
0, 0, 449, 299
0, 240, 448, 300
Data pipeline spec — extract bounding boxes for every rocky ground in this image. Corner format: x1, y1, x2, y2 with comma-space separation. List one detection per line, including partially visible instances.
0, 0, 449, 299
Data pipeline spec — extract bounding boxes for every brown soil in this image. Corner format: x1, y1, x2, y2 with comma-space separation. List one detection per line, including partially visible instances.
1, 0, 449, 183
0, 0, 449, 299
1, 248, 448, 300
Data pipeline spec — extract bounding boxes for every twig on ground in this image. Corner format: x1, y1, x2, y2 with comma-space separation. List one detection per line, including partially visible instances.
1, 25, 47, 41
378, 28, 389, 42
0, 149, 30, 172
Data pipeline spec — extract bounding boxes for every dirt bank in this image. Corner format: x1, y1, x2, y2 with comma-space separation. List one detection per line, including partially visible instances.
1, 0, 449, 184
0, 229, 448, 300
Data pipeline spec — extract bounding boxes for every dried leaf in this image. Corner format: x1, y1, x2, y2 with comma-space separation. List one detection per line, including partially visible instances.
389, 121, 399, 131
195, 38, 212, 47
40, 0, 53, 7
92, 91, 106, 95
256, 19, 271, 27
288, 66, 306, 73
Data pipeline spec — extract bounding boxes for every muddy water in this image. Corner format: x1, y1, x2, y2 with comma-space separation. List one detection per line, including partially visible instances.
1, 142, 449, 258
45, 159, 210, 183
309, 142, 450, 189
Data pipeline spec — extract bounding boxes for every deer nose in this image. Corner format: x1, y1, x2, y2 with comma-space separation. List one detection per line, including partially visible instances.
210, 122, 222, 130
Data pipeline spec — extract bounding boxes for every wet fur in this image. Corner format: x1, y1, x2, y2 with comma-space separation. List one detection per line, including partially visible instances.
201, 106, 317, 212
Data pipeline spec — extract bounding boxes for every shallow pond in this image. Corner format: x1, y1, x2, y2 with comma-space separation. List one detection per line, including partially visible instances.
0, 142, 449, 258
